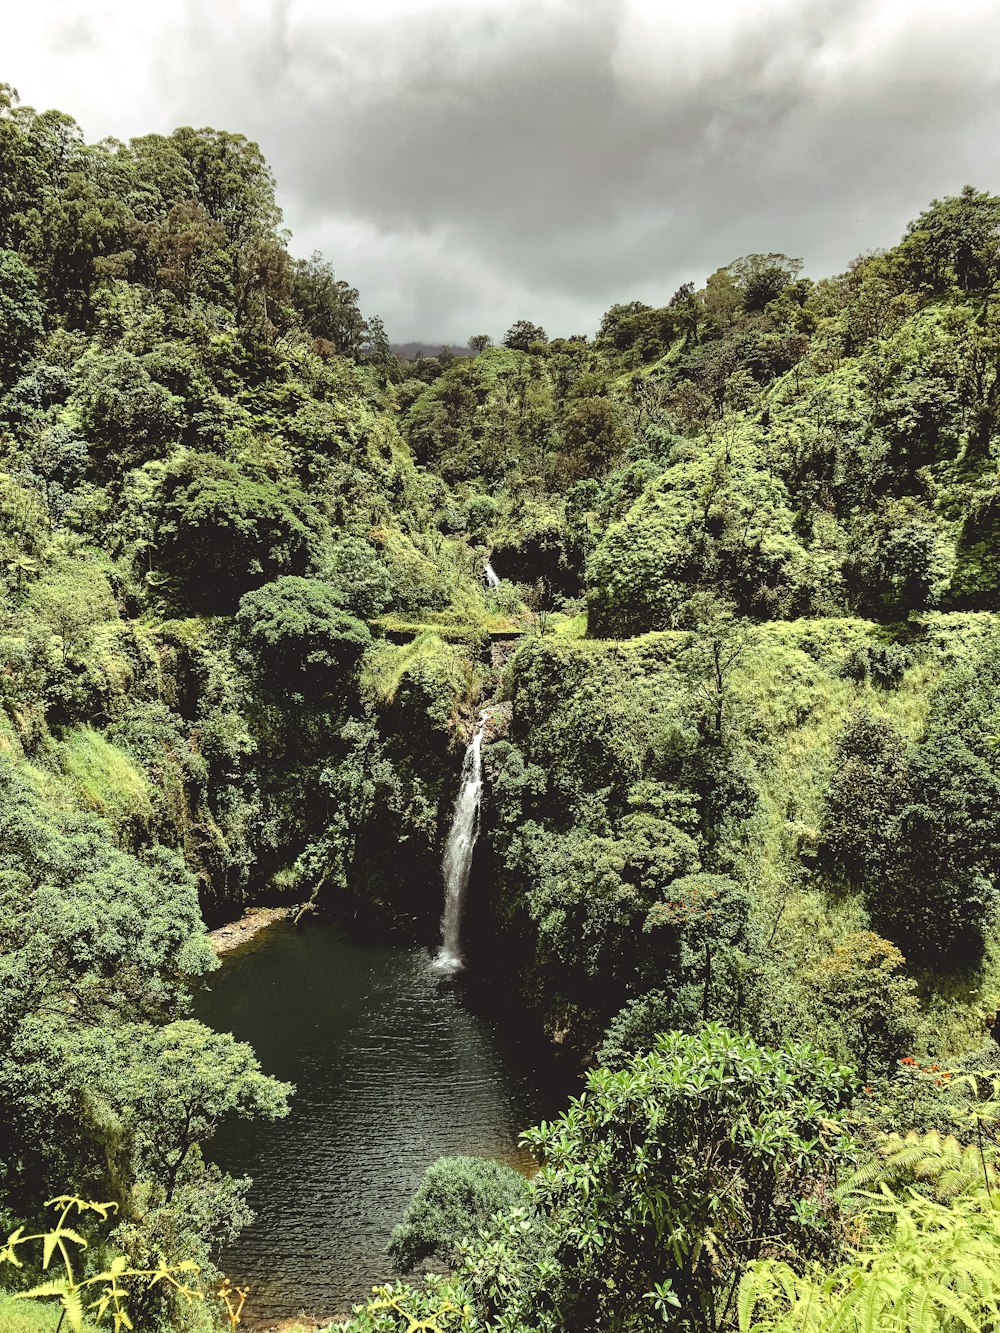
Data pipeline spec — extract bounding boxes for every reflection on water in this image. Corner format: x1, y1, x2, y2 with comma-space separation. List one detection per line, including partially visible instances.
195, 919, 564, 1319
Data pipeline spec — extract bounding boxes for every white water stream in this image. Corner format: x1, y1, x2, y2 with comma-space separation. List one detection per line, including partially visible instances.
485, 561, 501, 588
435, 717, 487, 971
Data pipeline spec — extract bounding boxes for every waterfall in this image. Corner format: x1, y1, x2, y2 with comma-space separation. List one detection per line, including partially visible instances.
435, 717, 486, 971
484, 561, 501, 589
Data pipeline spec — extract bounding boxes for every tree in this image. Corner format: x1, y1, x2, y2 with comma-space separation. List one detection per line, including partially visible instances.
898, 185, 1000, 293
99, 1019, 291, 1202
597, 989, 678, 1069
512, 817, 700, 1015
643, 872, 756, 1028
321, 535, 394, 619
820, 710, 910, 886
141, 199, 232, 307
75, 350, 183, 483
473, 1026, 856, 1333
557, 396, 623, 480
0, 753, 215, 1214
234, 575, 371, 696
90, 1019, 290, 1327
952, 490, 1000, 606
292, 251, 367, 357
0, 248, 43, 386
702, 268, 743, 334
169, 125, 281, 244
727, 253, 804, 312
804, 932, 918, 1081
14, 423, 88, 526
586, 432, 824, 635
502, 320, 547, 351
152, 451, 320, 612
894, 667, 1000, 963
846, 498, 950, 617
669, 280, 701, 346
821, 663, 1000, 965
364, 314, 398, 380
467, 334, 492, 355
680, 598, 754, 743
0, 474, 48, 594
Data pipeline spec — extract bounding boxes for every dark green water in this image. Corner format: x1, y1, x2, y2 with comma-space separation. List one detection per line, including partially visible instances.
195, 919, 564, 1321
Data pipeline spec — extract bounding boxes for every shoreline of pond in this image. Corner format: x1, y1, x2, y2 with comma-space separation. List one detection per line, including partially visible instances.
208, 905, 303, 955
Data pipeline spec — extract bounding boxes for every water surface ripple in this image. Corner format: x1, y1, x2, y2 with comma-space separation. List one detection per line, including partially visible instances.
195, 920, 560, 1320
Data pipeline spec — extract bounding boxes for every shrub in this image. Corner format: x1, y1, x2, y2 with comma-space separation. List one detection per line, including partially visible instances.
389, 1157, 529, 1273
479, 1026, 856, 1333
597, 989, 677, 1069
839, 640, 911, 688
75, 350, 183, 482
803, 932, 918, 1081
321, 535, 393, 619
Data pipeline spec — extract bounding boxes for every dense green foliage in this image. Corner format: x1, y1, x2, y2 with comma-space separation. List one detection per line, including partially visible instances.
477, 1027, 856, 1333
738, 1187, 1000, 1332
340, 1038, 1000, 1333
388, 1157, 529, 1274
5, 82, 1000, 1330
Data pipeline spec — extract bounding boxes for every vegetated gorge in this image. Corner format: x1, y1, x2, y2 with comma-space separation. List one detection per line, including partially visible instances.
8, 84, 1000, 1333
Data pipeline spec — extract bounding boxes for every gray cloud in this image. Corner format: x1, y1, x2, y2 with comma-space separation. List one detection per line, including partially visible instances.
8, 0, 1000, 339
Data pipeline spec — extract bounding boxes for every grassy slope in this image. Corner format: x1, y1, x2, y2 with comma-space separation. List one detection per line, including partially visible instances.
733, 613, 1000, 1056
0, 1294, 96, 1332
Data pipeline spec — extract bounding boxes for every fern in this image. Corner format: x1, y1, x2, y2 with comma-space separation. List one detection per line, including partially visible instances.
740, 1185, 1000, 1332
848, 1130, 998, 1202
0, 1195, 244, 1330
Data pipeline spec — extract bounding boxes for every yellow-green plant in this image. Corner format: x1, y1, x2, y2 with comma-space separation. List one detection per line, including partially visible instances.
0, 1195, 245, 1332
362, 631, 482, 725
216, 1278, 249, 1330
739, 1184, 1000, 1332
366, 1285, 468, 1333
949, 1068, 1000, 1197
343, 1278, 474, 1333
850, 1129, 1000, 1202
888, 1060, 1000, 1197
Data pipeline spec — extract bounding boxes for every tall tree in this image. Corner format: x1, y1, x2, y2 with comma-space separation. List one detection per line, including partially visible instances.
503, 319, 548, 351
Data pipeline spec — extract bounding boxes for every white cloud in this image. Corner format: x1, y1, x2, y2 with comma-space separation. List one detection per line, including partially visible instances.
613, 0, 808, 96
4, 0, 1000, 339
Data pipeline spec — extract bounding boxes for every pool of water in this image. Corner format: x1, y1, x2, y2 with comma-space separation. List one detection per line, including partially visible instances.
195, 919, 565, 1321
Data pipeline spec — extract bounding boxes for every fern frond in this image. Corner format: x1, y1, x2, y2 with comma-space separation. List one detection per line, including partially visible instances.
62, 1286, 85, 1332
849, 1130, 1000, 1204
15, 1278, 67, 1299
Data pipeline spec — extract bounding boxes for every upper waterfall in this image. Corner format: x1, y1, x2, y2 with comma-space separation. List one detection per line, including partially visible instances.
435, 716, 487, 971
484, 561, 501, 588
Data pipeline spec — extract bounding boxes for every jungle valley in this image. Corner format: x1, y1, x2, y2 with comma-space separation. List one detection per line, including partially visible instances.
3, 85, 1000, 1332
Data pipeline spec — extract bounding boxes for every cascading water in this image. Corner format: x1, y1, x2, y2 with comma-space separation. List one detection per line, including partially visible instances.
484, 561, 501, 588
435, 716, 487, 971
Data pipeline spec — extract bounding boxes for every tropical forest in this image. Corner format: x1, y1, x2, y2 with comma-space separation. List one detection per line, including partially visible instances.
5, 79, 1000, 1333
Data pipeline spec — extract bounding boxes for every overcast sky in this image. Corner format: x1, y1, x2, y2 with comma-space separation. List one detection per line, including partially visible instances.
6, 0, 1000, 341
